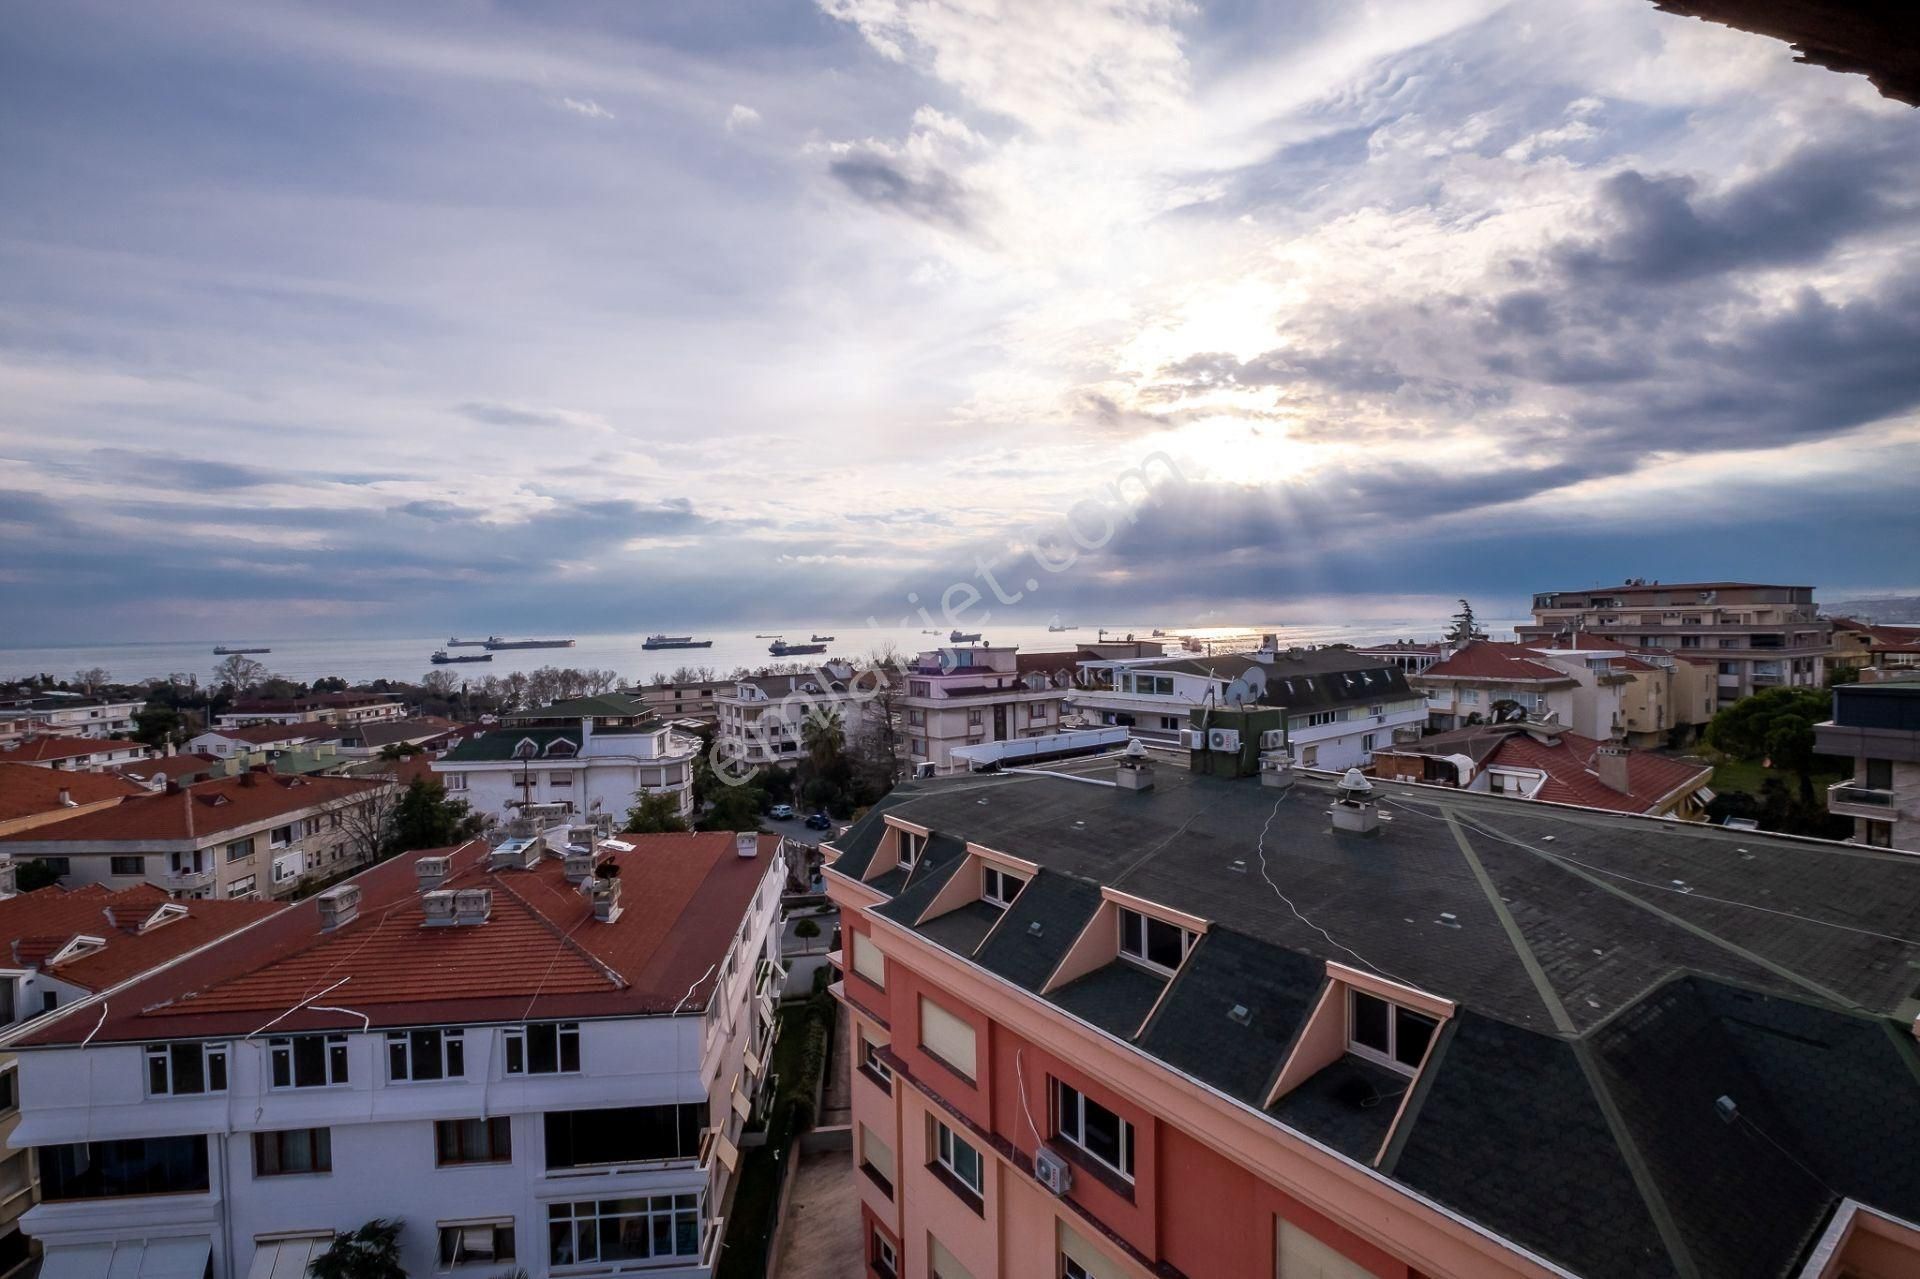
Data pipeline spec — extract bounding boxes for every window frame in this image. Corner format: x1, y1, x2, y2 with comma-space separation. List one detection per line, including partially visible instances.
268, 1032, 350, 1089
546, 1194, 700, 1268
981, 865, 1025, 909
252, 1127, 333, 1177
1053, 1079, 1135, 1183
870, 1230, 898, 1279
858, 1030, 893, 1093
437, 1222, 516, 1270
1347, 989, 1439, 1075
1116, 907, 1194, 975
388, 1028, 466, 1083
109, 855, 146, 877
503, 1021, 581, 1076
435, 1116, 513, 1166
931, 1117, 983, 1197
145, 1041, 229, 1097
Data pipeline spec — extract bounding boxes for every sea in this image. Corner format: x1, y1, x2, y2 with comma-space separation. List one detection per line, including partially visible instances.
0, 617, 1526, 687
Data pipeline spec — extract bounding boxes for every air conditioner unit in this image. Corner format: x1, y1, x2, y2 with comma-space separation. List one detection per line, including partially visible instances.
1179, 728, 1206, 750
1259, 729, 1286, 750
1208, 727, 1241, 751
1033, 1145, 1073, 1196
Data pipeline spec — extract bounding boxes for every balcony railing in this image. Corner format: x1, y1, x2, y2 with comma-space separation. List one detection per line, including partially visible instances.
162, 868, 216, 892
1829, 782, 1895, 811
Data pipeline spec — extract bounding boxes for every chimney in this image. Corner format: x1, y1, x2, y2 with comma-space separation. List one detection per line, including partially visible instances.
564, 847, 597, 883
488, 837, 541, 872
452, 888, 492, 925
239, 768, 257, 788
1260, 756, 1294, 790
736, 831, 759, 859
165, 778, 182, 795
1595, 742, 1632, 795
57, 787, 74, 807
1329, 769, 1380, 835
584, 866, 623, 923
317, 885, 362, 931
416, 854, 452, 892
1115, 739, 1155, 791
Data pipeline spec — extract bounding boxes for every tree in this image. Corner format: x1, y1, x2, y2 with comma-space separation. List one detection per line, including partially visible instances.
1446, 600, 1485, 644
16, 860, 62, 892
311, 676, 349, 693
310, 1220, 405, 1279
384, 778, 485, 854
801, 709, 846, 776
73, 667, 110, 694
212, 654, 269, 694
1705, 686, 1838, 805
699, 784, 767, 832
623, 790, 689, 834
1826, 663, 1862, 688
794, 916, 822, 952
335, 788, 400, 865
132, 704, 184, 750
419, 670, 460, 699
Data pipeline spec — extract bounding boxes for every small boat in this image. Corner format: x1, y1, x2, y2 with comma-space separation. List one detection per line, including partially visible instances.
213, 646, 271, 655
949, 630, 982, 643
482, 636, 577, 650
810, 634, 835, 643
643, 635, 714, 650
769, 640, 828, 656
446, 637, 487, 647
1046, 619, 1079, 632
921, 629, 942, 634
1151, 629, 1167, 637
432, 650, 493, 664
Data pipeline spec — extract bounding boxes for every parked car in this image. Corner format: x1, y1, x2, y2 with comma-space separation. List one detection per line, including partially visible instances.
805, 811, 832, 830
768, 803, 795, 820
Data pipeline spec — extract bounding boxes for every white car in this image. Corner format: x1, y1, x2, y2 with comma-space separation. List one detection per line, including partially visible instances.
768, 803, 796, 820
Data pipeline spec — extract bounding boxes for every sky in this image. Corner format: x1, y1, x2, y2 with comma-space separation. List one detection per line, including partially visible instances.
2, 0, 1917, 644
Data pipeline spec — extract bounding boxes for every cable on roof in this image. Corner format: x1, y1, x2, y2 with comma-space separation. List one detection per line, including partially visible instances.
1252, 789, 1402, 981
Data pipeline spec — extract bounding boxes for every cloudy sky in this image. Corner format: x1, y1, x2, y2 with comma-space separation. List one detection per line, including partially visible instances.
2, 0, 1916, 643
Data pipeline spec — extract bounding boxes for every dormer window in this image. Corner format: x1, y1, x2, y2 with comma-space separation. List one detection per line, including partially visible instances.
898, 830, 926, 869
1349, 990, 1437, 1074
981, 866, 1025, 909
1118, 908, 1193, 974
545, 739, 578, 758
513, 739, 539, 760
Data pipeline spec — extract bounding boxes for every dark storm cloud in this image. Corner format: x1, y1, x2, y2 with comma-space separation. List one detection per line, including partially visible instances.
88, 448, 280, 490
828, 154, 976, 233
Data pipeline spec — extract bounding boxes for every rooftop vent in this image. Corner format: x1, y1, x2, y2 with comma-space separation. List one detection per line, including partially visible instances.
1116, 739, 1155, 792
317, 885, 362, 931
416, 855, 453, 892
582, 868, 623, 923
736, 831, 759, 859
1227, 1003, 1252, 1026
453, 888, 492, 925
1330, 768, 1380, 836
422, 889, 457, 926
489, 837, 541, 872
563, 847, 598, 884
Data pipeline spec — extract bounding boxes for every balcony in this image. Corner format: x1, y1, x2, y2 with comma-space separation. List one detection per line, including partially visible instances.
161, 868, 216, 893
1829, 781, 1896, 819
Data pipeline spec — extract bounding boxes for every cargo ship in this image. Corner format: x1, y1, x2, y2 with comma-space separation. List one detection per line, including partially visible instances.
446, 637, 487, 647
431, 650, 493, 664
642, 635, 714, 650
810, 634, 835, 642
481, 636, 577, 650
212, 646, 271, 655
768, 639, 827, 656
949, 630, 982, 643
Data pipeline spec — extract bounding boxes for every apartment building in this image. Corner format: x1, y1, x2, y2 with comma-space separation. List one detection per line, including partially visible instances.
0, 877, 281, 1278
0, 737, 153, 774
715, 664, 884, 770
434, 694, 699, 824
1349, 641, 1447, 675
0, 764, 143, 838
1816, 678, 1920, 852
1829, 617, 1920, 675
1371, 721, 1714, 817
1074, 645, 1424, 769
0, 769, 392, 900
634, 680, 724, 724
824, 757, 1920, 1279
1414, 639, 1714, 747
186, 723, 338, 760
898, 648, 1073, 775
3, 827, 787, 1279
0, 693, 145, 740
216, 693, 407, 728
1518, 581, 1833, 705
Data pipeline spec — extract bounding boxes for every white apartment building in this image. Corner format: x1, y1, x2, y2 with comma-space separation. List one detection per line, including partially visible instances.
0, 770, 393, 901
3, 829, 788, 1279
434, 694, 698, 825
1415, 640, 1716, 747
0, 694, 145, 740
714, 664, 884, 770
1817, 678, 1920, 852
897, 647, 1069, 775
186, 724, 337, 760
1074, 644, 1426, 771
0, 737, 153, 774
216, 694, 407, 729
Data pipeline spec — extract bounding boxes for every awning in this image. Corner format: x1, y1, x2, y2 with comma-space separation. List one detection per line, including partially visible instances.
42, 1238, 211, 1279
246, 1235, 330, 1279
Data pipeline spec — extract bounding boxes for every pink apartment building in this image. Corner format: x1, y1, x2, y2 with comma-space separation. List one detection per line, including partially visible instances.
824, 753, 1920, 1279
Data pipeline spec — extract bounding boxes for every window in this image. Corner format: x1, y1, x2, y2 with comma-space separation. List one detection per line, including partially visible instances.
227, 875, 257, 899
1866, 758, 1894, 790
445, 773, 468, 791
931, 1118, 983, 1198
870, 1230, 898, 1279
436, 1118, 512, 1165
919, 997, 977, 1081
898, 830, 926, 867
225, 838, 254, 863
858, 1030, 892, 1093
504, 1022, 580, 1075
1348, 990, 1438, 1073
1054, 1080, 1133, 1181
1064, 1261, 1091, 1279
38, 1136, 210, 1200
0, 1068, 15, 1114
1459, 690, 1480, 706
1118, 908, 1194, 974
269, 1033, 350, 1088
39, 857, 70, 877
859, 1123, 895, 1197
438, 1223, 515, 1270
543, 1103, 705, 1168
146, 1042, 228, 1096
269, 824, 295, 848
981, 865, 1025, 908
388, 1028, 465, 1082
548, 772, 573, 788
547, 1194, 699, 1267
907, 708, 926, 727
968, 709, 983, 726
110, 856, 145, 876
1300, 745, 1318, 769
253, 1128, 332, 1176
1361, 733, 1376, 754
827, 914, 876, 981
272, 854, 301, 885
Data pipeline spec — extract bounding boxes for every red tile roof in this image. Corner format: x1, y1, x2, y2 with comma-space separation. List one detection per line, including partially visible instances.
17, 832, 782, 1044
1484, 732, 1712, 814
109, 754, 222, 788
0, 761, 144, 822
0, 883, 281, 992
200, 723, 338, 746
0, 770, 388, 845
232, 693, 401, 712
0, 737, 149, 764
1421, 641, 1574, 683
